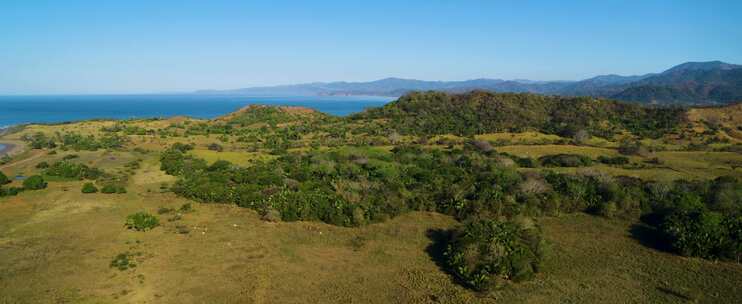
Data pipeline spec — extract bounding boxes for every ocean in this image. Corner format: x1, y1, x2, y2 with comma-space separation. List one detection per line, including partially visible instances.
0, 94, 394, 128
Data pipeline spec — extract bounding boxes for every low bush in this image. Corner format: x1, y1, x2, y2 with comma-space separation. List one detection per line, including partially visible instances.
445, 219, 545, 291
660, 210, 740, 260
23, 175, 47, 190
502, 153, 537, 168
597, 155, 630, 165
81, 182, 98, 193
618, 141, 649, 156
124, 212, 160, 231
0, 186, 24, 197
208, 143, 224, 152
0, 171, 9, 185
101, 184, 126, 194
538, 154, 592, 167
110, 252, 139, 271
171, 142, 194, 152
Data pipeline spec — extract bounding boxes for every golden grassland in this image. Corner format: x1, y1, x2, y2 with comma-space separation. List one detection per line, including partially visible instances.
1, 116, 742, 303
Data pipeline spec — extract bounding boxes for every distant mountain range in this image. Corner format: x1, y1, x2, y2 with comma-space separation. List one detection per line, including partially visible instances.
195, 61, 742, 105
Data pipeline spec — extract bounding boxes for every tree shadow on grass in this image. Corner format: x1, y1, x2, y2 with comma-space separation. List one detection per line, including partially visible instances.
629, 223, 672, 253
425, 228, 469, 288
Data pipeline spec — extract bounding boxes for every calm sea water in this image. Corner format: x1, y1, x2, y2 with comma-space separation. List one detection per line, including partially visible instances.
0, 94, 394, 127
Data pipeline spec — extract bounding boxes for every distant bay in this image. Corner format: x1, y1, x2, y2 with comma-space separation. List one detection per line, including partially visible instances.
0, 94, 394, 128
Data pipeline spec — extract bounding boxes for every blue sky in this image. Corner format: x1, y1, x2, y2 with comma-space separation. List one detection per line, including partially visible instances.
1, 0, 741, 94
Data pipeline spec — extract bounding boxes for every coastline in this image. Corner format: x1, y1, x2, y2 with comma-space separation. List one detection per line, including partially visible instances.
0, 142, 20, 157
0, 124, 24, 157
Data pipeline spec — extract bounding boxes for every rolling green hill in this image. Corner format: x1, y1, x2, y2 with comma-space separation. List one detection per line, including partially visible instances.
353, 91, 687, 138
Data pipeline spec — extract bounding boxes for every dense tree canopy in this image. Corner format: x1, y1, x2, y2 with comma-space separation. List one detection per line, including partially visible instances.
353, 91, 687, 138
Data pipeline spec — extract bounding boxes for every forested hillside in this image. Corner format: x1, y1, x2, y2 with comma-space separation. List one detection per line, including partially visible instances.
353, 91, 687, 138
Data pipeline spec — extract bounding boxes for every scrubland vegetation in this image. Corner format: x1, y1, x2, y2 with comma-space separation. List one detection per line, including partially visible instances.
1, 91, 741, 303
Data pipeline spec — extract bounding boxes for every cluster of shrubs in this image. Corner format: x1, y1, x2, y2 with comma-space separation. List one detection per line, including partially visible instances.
0, 172, 9, 186
44, 160, 104, 180
163, 144, 532, 226
597, 155, 630, 165
0, 172, 21, 197
110, 252, 141, 271
661, 210, 740, 261
208, 143, 224, 152
23, 175, 47, 190
37, 159, 130, 194
0, 186, 24, 197
0, 172, 47, 197
538, 154, 592, 167
24, 132, 128, 151
125, 212, 160, 231
160, 143, 653, 226
24, 132, 57, 149
644, 176, 742, 261
490, 151, 629, 169
618, 141, 650, 156
60, 132, 128, 150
